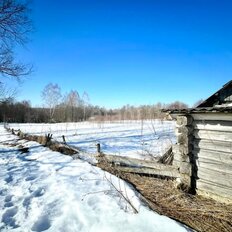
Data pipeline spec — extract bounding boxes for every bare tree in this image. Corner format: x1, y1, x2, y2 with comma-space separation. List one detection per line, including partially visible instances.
0, 82, 17, 101
82, 91, 89, 121
66, 90, 80, 121
41, 83, 62, 121
0, 0, 33, 100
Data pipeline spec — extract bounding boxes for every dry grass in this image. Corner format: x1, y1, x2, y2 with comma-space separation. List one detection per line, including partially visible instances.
97, 161, 232, 232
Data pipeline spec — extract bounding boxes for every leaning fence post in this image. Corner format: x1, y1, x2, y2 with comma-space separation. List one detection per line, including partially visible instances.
45, 133, 53, 146
62, 135, 66, 144
17, 129, 21, 136
96, 143, 101, 154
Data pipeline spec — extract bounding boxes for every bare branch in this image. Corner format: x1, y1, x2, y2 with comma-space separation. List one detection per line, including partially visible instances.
0, 0, 33, 46
0, 0, 33, 99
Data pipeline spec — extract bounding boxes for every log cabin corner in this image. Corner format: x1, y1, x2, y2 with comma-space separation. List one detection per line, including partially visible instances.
166, 80, 232, 203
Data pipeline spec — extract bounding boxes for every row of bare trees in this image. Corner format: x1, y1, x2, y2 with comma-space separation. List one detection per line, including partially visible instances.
91, 101, 189, 122
40, 83, 90, 122
39, 83, 190, 123
0, 95, 190, 123
0, 82, 94, 123
0, 98, 93, 123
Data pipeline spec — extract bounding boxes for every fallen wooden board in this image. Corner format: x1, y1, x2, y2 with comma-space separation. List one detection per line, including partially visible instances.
97, 154, 180, 178
98, 154, 161, 168
113, 166, 180, 178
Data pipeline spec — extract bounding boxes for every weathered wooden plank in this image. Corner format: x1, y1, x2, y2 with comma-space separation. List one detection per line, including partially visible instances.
194, 129, 232, 142
197, 180, 232, 200
192, 113, 232, 121
194, 139, 232, 153
113, 166, 180, 178
97, 154, 180, 178
101, 154, 175, 170
197, 168, 232, 188
193, 148, 232, 165
98, 154, 161, 169
157, 146, 173, 165
197, 159, 232, 175
194, 120, 232, 132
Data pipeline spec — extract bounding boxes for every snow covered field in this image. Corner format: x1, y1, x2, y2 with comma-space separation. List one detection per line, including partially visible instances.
11, 120, 176, 160
0, 124, 192, 232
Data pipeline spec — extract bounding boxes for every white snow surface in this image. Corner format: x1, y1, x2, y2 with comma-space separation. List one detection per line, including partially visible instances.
11, 120, 176, 160
0, 123, 190, 232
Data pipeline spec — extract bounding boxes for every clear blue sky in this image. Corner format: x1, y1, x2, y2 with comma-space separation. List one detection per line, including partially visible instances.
17, 0, 232, 108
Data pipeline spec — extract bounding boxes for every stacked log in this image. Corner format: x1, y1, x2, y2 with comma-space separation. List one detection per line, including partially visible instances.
173, 115, 196, 193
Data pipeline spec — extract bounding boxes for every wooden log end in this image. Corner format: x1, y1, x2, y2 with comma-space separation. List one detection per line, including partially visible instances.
177, 115, 193, 126
179, 162, 192, 176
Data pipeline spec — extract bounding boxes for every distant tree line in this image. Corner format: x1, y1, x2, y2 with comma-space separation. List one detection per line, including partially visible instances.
0, 98, 93, 123
0, 94, 189, 123
92, 101, 189, 122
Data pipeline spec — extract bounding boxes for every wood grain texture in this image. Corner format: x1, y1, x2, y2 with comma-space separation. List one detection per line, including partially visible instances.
194, 129, 232, 142
111, 166, 180, 178
197, 159, 232, 175
193, 148, 232, 165
192, 113, 232, 121
97, 154, 180, 178
194, 120, 232, 132
175, 113, 232, 200
194, 138, 232, 153
197, 168, 232, 188
197, 180, 232, 199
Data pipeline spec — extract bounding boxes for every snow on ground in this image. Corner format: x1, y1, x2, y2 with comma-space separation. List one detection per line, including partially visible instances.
0, 124, 191, 232
11, 120, 176, 160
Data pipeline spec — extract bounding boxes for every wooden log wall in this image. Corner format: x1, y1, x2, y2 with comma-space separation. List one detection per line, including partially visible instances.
173, 113, 232, 201
192, 113, 232, 201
